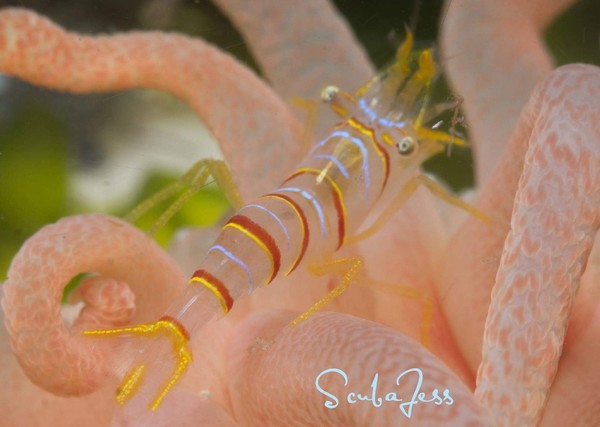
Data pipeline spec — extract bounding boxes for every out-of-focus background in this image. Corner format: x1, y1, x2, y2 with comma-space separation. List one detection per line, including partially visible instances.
0, 0, 599, 278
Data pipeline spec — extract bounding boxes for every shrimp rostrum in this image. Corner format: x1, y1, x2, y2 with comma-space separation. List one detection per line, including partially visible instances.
84, 33, 479, 412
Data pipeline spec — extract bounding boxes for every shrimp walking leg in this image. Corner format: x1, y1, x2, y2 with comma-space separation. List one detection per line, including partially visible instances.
291, 256, 434, 347
83, 318, 192, 411
291, 96, 324, 156
125, 159, 243, 234
360, 277, 434, 348
84, 282, 222, 412
347, 174, 491, 245
289, 257, 363, 327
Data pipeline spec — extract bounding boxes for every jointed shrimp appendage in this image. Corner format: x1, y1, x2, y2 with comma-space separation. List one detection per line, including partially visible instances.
1, 0, 600, 426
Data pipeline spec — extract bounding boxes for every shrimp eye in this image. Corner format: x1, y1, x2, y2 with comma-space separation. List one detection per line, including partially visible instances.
320, 85, 339, 102
396, 136, 415, 156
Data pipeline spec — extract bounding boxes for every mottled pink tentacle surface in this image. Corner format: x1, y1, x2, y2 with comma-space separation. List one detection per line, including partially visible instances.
475, 64, 600, 425
441, 0, 575, 183
70, 276, 136, 330
0, 7, 301, 200
213, 0, 375, 140
0, 304, 116, 426
228, 312, 488, 426
441, 0, 600, 424
214, 0, 373, 104
439, 0, 581, 371
2, 214, 187, 395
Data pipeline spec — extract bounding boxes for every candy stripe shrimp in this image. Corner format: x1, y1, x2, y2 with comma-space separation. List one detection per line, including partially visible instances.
83, 34, 482, 412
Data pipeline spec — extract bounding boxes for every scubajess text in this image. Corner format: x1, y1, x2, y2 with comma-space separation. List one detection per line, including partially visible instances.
315, 367, 454, 418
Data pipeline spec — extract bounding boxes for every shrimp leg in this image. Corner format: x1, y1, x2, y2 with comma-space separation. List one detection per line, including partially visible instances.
125, 159, 243, 235
289, 255, 435, 347
290, 257, 363, 327
1, 214, 187, 396
347, 174, 491, 245
84, 317, 192, 410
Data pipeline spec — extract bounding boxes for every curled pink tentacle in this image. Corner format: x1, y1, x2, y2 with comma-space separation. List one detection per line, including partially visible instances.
474, 64, 600, 425
70, 276, 136, 329
0, 8, 302, 200
2, 214, 186, 396
227, 311, 488, 426
214, 0, 374, 104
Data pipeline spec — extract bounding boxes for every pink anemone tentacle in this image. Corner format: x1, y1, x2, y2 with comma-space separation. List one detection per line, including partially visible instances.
441, 0, 576, 183
438, 0, 581, 373
2, 214, 187, 395
475, 63, 600, 426
0, 306, 116, 426
213, 0, 374, 107
0, 7, 302, 200
227, 311, 489, 426
441, 0, 600, 423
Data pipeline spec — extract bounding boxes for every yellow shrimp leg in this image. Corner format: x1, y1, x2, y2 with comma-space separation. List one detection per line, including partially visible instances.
83, 317, 192, 411
346, 174, 492, 245
289, 257, 363, 327
291, 96, 323, 156
289, 256, 434, 348
125, 158, 243, 235
362, 277, 434, 348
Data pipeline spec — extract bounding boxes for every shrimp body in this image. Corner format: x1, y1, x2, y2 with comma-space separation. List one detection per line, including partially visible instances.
88, 36, 463, 410
167, 46, 450, 327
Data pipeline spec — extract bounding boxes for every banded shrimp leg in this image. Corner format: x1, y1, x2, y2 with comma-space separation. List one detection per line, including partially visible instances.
82, 33, 490, 415
124, 159, 244, 236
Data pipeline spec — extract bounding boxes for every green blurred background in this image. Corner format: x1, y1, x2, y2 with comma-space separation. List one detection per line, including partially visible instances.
0, 0, 599, 279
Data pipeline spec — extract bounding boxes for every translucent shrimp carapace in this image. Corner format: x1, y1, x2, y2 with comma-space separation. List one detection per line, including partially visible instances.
84, 33, 466, 411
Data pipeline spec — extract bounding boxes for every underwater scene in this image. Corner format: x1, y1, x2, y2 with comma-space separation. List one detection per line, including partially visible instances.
0, 0, 599, 426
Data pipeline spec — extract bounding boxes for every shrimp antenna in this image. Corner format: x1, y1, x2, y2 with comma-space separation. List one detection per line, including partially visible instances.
408, 0, 422, 36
